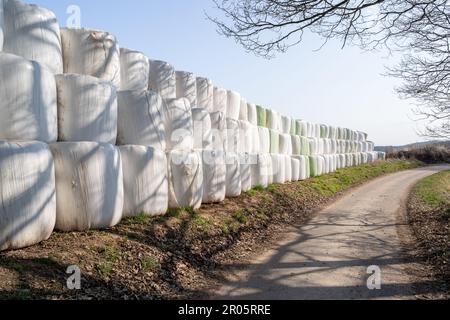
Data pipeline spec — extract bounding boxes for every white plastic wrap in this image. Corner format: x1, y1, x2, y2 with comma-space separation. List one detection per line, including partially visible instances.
165, 98, 194, 151
258, 127, 271, 154
119, 145, 168, 217
0, 53, 57, 143
238, 121, 253, 154
167, 150, 203, 209
291, 135, 301, 155
250, 125, 260, 154
213, 87, 227, 114
56, 74, 117, 144
209, 112, 227, 152
266, 109, 280, 131
284, 155, 292, 182
176, 71, 197, 106
192, 108, 212, 149
61, 28, 120, 88
339, 154, 346, 169
119, 48, 149, 92
225, 153, 242, 197
293, 155, 309, 180
226, 118, 240, 153
271, 154, 285, 184
291, 157, 300, 181
50, 142, 123, 232
251, 154, 271, 188
227, 90, 241, 120
148, 60, 176, 100
0, 140, 56, 251
196, 77, 213, 112
201, 149, 226, 204
3, 0, 63, 74
281, 116, 291, 134
239, 153, 253, 192
117, 90, 167, 150
247, 103, 257, 126
239, 98, 248, 121
279, 134, 292, 155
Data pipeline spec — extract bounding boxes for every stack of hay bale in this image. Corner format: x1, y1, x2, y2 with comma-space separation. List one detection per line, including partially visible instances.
0, 0, 385, 251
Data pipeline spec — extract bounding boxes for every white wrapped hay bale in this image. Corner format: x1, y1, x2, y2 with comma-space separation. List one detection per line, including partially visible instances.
300, 137, 310, 156
279, 134, 292, 155
0, 140, 56, 251
293, 155, 309, 180
148, 60, 176, 99
201, 150, 226, 204
227, 90, 241, 120
119, 48, 149, 92
192, 108, 212, 149
56, 74, 117, 144
176, 71, 197, 106
213, 87, 227, 114
291, 135, 301, 155
119, 145, 168, 217
284, 155, 292, 182
251, 154, 271, 188
226, 118, 240, 153
225, 153, 241, 197
167, 150, 203, 209
291, 157, 300, 181
210, 111, 227, 151
269, 130, 280, 154
0, 53, 57, 143
196, 77, 213, 112
250, 125, 260, 154
339, 154, 346, 169
50, 142, 123, 232
258, 127, 270, 154
239, 153, 253, 192
239, 97, 248, 122
281, 116, 291, 134
266, 109, 280, 131
165, 98, 194, 151
247, 103, 257, 126
238, 120, 253, 153
61, 28, 120, 87
271, 154, 285, 184
3, 0, 63, 74
323, 155, 330, 174
117, 90, 167, 150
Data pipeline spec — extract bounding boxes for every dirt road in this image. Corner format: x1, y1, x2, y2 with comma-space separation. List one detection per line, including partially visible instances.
213, 165, 450, 300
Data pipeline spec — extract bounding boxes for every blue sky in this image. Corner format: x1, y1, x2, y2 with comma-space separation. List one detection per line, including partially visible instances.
28, 0, 425, 146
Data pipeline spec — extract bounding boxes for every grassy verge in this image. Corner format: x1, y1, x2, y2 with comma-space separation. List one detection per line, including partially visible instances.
0, 159, 421, 300
408, 170, 450, 297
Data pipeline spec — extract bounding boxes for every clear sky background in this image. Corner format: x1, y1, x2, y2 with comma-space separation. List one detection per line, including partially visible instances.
27, 0, 427, 146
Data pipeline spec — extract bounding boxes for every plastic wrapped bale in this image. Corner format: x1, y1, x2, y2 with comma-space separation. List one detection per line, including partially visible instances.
200, 149, 226, 204
339, 154, 346, 169
3, 0, 63, 74
210, 111, 227, 151
271, 154, 285, 184
167, 150, 203, 209
295, 120, 303, 136
291, 157, 300, 181
119, 48, 149, 92
119, 145, 168, 217
378, 152, 386, 161
226, 118, 240, 153
148, 60, 176, 99
50, 142, 123, 232
269, 130, 280, 154
258, 127, 270, 154
291, 135, 301, 155
309, 138, 319, 156
61, 28, 120, 87
346, 153, 354, 167
225, 153, 241, 198
213, 87, 227, 114
300, 137, 310, 156
0, 140, 56, 251
250, 154, 271, 188
266, 109, 280, 131
56, 74, 117, 144
290, 119, 297, 135
323, 155, 330, 174
281, 116, 291, 134
239, 97, 248, 122
293, 155, 309, 180
117, 90, 167, 150
247, 103, 257, 126
309, 156, 318, 177
238, 120, 253, 153
320, 125, 327, 139
192, 108, 212, 149
362, 152, 369, 164
226, 90, 241, 120
176, 71, 197, 106
239, 153, 253, 192
250, 124, 260, 154
367, 152, 375, 163
0, 0, 3, 50
196, 77, 213, 112
256, 105, 267, 127
165, 98, 194, 151
284, 155, 292, 182
279, 134, 292, 155
0, 53, 57, 143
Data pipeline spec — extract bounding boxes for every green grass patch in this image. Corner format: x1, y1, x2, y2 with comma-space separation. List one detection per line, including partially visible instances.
233, 210, 248, 224
141, 256, 160, 271
127, 213, 149, 224
414, 170, 450, 207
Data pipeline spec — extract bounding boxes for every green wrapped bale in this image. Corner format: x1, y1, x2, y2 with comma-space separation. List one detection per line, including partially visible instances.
269, 129, 280, 154
256, 105, 267, 127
